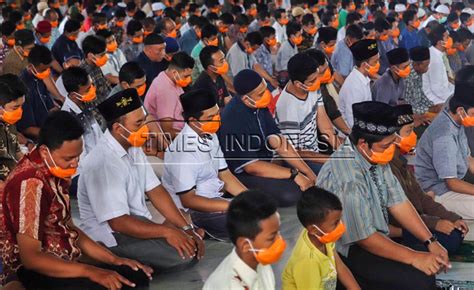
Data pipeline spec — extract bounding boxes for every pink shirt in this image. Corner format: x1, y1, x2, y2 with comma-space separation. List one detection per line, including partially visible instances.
144, 71, 184, 131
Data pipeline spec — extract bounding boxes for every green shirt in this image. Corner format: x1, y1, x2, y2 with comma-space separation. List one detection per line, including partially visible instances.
338, 9, 348, 29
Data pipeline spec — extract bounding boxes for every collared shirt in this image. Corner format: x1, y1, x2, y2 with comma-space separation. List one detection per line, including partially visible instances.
422, 46, 454, 104
336, 26, 346, 42
61, 97, 103, 162
272, 22, 287, 44
404, 64, 434, 114
134, 51, 168, 89
331, 40, 353, 78
226, 42, 258, 77
415, 108, 470, 196
276, 40, 298, 72
248, 19, 261, 33
108, 83, 124, 97
372, 69, 405, 105
76, 28, 95, 49
275, 87, 323, 152
316, 139, 407, 256
144, 71, 185, 131
17, 69, 55, 134
179, 28, 200, 55
193, 71, 230, 108
377, 38, 397, 74
339, 68, 372, 127
78, 130, 160, 247
101, 48, 127, 77
120, 38, 144, 61
203, 248, 275, 290
0, 148, 82, 284
52, 34, 84, 66
162, 124, 228, 210
399, 27, 421, 50
282, 230, 337, 290
0, 122, 20, 180
218, 96, 280, 173
2, 48, 28, 76
254, 44, 273, 76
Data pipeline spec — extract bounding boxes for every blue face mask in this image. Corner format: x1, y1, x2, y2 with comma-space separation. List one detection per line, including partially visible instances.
439, 16, 447, 23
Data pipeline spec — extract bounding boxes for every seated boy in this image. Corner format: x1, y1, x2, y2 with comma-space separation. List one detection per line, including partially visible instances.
203, 190, 284, 290
282, 187, 360, 290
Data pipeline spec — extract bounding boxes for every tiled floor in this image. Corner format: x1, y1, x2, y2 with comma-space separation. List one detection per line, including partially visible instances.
70, 202, 474, 290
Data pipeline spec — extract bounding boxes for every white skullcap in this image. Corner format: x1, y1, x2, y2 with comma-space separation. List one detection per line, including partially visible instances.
462, 8, 474, 15
417, 8, 426, 18
440, 0, 452, 6
435, 4, 450, 15
407, 0, 417, 4
37, 1, 48, 12
152, 2, 166, 11
395, 4, 407, 13
117, 2, 126, 8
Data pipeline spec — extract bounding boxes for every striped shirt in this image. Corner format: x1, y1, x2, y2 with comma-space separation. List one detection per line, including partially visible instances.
275, 88, 323, 152
316, 138, 407, 256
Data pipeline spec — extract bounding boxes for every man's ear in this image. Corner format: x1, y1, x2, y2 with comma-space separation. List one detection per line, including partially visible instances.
236, 237, 251, 253
38, 144, 49, 160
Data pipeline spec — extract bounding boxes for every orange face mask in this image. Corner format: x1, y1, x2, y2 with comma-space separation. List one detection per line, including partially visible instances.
365, 143, 396, 165
219, 25, 228, 33
301, 78, 321, 92
196, 29, 202, 38
199, 114, 221, 134
451, 21, 460, 30
45, 148, 77, 179
40, 36, 51, 44
213, 61, 229, 75
51, 2, 60, 8
459, 44, 466, 52
412, 19, 421, 29
348, 3, 356, 11
391, 28, 400, 38
246, 235, 287, 265
319, 68, 333, 84
292, 35, 303, 46
167, 30, 178, 38
246, 47, 254, 54
120, 123, 150, 147
94, 54, 108, 67
174, 72, 192, 87
306, 27, 318, 36
460, 109, 474, 127
396, 65, 411, 78
446, 47, 457, 55
116, 20, 124, 27
24, 14, 32, 21
311, 6, 319, 13
75, 85, 97, 102
444, 37, 453, 49
247, 90, 272, 108
207, 38, 218, 46
107, 41, 118, 53
51, 20, 59, 28
366, 61, 380, 76
16, 23, 25, 30
240, 27, 248, 33
266, 38, 277, 47
6, 38, 15, 47
331, 19, 339, 29
396, 131, 417, 154
136, 83, 147, 96
312, 222, 346, 243
358, 9, 366, 16
279, 18, 289, 25
1, 107, 23, 125
68, 34, 78, 41
248, 8, 257, 17
144, 30, 152, 37
32, 67, 51, 80
323, 44, 336, 55
97, 23, 108, 30
132, 35, 144, 44
379, 34, 389, 41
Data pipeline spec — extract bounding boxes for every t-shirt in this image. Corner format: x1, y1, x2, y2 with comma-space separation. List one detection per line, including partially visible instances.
275, 87, 323, 152
193, 71, 230, 108
282, 229, 337, 290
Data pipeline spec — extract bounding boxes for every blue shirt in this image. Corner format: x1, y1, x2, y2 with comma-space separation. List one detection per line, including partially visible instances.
331, 40, 353, 78
17, 69, 55, 134
134, 52, 168, 90
415, 108, 470, 196
179, 28, 199, 55
51, 34, 83, 66
399, 28, 421, 50
218, 96, 280, 174
418, 29, 430, 48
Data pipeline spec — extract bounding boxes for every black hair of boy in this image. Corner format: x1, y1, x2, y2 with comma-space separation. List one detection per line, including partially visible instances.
297, 186, 342, 227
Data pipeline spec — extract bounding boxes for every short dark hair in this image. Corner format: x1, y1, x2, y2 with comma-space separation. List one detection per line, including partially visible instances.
9, 10, 22, 24
428, 25, 447, 47
115, 8, 126, 18
28, 45, 53, 66
119, 61, 145, 84
346, 12, 361, 25
170, 51, 195, 70
219, 12, 234, 25
245, 31, 263, 46
126, 19, 143, 36
286, 21, 301, 38
71, 12, 85, 23
62, 67, 89, 93
187, 15, 200, 27
226, 190, 278, 244
92, 12, 106, 25
0, 74, 27, 105
200, 45, 221, 70
297, 187, 342, 227
82, 35, 106, 56
288, 53, 318, 83
1, 21, 16, 37
374, 17, 390, 32
38, 111, 85, 151
449, 65, 474, 113
458, 28, 473, 42
305, 48, 327, 67
346, 24, 363, 40
259, 26, 276, 39
321, 12, 335, 26
257, 9, 270, 21
447, 12, 459, 24
402, 10, 416, 25
133, 10, 146, 21
302, 13, 315, 26
95, 29, 114, 39
235, 14, 249, 26
195, 16, 210, 29
349, 127, 386, 147
201, 24, 218, 39
65, 19, 81, 33
274, 8, 286, 20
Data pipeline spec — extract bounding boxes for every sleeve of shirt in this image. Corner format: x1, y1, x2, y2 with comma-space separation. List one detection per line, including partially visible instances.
79, 162, 130, 223
385, 166, 408, 207
333, 50, 351, 77
422, 57, 453, 103
277, 46, 291, 71
144, 156, 161, 192
165, 153, 200, 194
432, 135, 459, 179
100, 59, 115, 76
215, 141, 229, 170
16, 92, 37, 132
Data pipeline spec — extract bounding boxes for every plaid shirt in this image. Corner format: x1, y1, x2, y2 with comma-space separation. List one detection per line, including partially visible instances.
0, 43, 10, 70
404, 64, 434, 115
254, 44, 273, 76
120, 38, 144, 61
0, 122, 21, 181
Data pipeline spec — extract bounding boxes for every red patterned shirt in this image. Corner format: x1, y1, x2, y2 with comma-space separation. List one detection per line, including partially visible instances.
0, 148, 81, 284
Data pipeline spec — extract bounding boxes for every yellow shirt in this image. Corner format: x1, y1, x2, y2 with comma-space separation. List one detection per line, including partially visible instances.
282, 229, 337, 290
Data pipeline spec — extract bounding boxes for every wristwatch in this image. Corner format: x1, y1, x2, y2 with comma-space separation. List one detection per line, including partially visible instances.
181, 224, 194, 232
289, 168, 299, 180
423, 235, 437, 247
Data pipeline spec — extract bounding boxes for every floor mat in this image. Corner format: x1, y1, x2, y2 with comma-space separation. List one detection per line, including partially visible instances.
436, 280, 474, 289
450, 241, 474, 263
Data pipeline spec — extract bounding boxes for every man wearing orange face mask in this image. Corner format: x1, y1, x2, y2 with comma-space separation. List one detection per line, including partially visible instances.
17, 45, 56, 141
416, 66, 474, 220
96, 30, 127, 85
339, 39, 379, 127
315, 27, 337, 59
121, 20, 145, 61
109, 8, 126, 45
276, 21, 301, 72
0, 21, 16, 73
163, 89, 247, 241
399, 10, 422, 50
51, 19, 83, 68
77, 12, 108, 50
299, 14, 317, 51
204, 191, 282, 289
34, 20, 53, 48
317, 101, 451, 290
372, 48, 410, 105
145, 52, 194, 139
219, 70, 317, 207
375, 18, 397, 74
135, 33, 168, 90
78, 89, 205, 273
191, 24, 219, 81
2, 29, 35, 76
248, 10, 272, 33
273, 8, 289, 43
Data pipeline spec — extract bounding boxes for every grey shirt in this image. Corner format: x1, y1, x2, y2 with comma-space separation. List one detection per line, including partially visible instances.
331, 39, 353, 78
276, 40, 298, 72
108, 84, 124, 98
372, 70, 405, 106
415, 108, 470, 196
